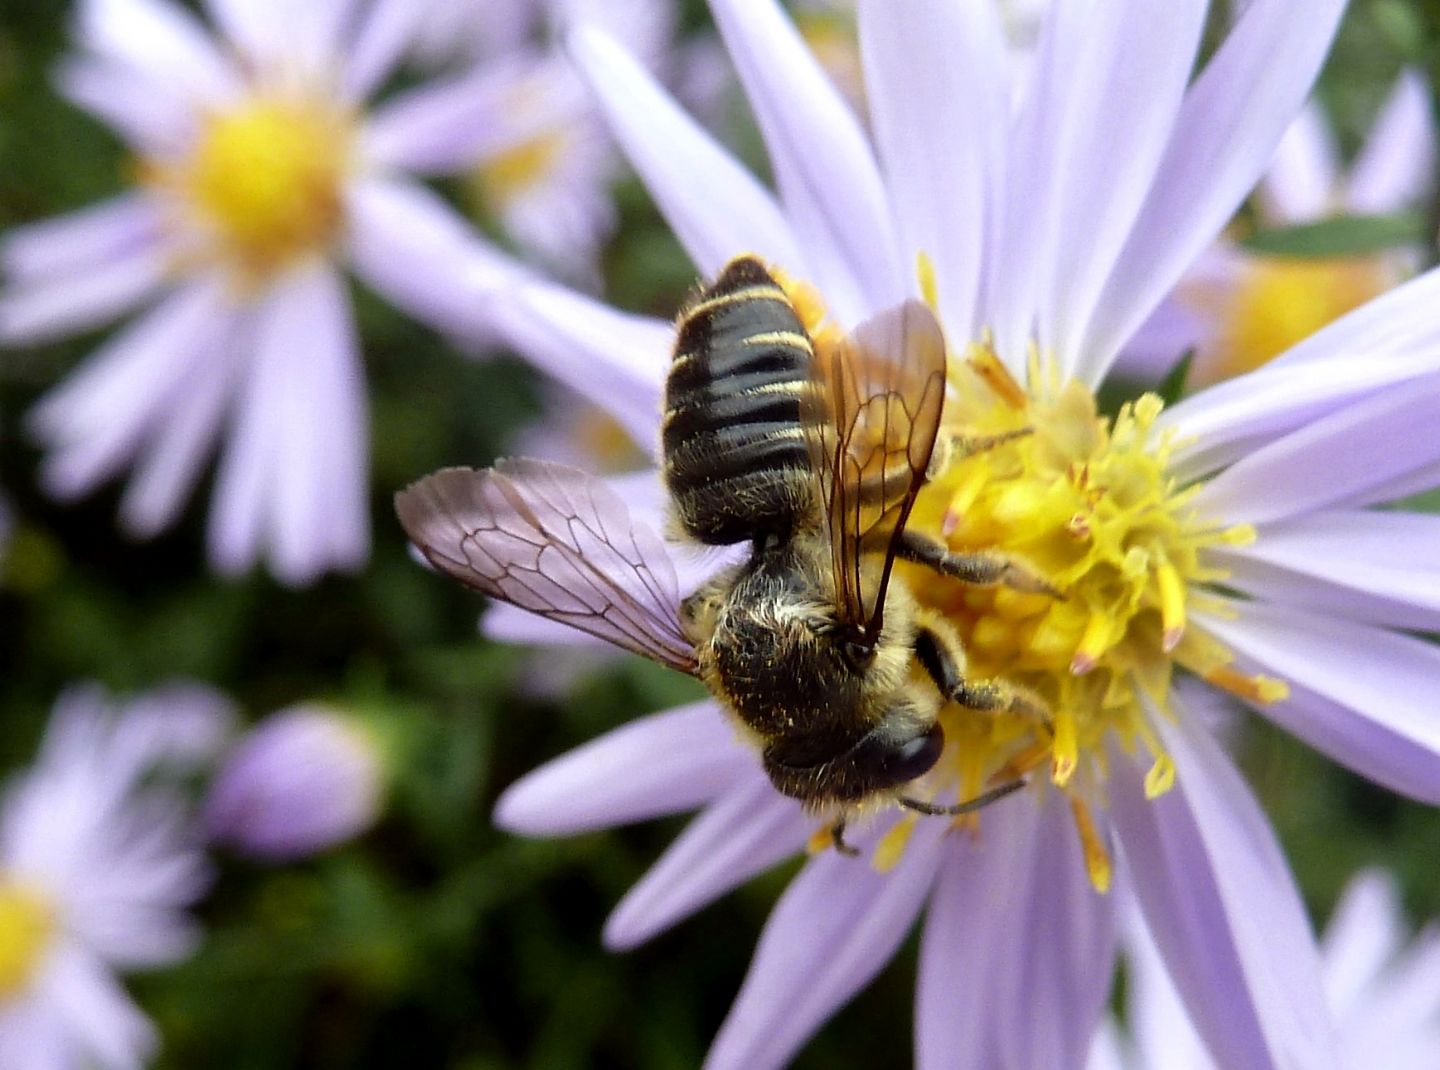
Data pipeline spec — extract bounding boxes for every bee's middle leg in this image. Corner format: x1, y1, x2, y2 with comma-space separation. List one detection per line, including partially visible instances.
915, 625, 1053, 730
896, 530, 1060, 598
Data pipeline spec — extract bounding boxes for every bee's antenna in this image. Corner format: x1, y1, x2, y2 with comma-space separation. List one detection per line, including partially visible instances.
899, 778, 1025, 817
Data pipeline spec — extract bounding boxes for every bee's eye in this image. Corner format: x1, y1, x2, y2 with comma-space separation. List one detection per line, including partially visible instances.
842, 638, 875, 670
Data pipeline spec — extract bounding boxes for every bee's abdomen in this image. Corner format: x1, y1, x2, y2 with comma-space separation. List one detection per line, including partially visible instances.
663, 257, 815, 546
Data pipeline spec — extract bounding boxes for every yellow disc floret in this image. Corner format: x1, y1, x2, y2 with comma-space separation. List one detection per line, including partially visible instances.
147, 94, 354, 284
0, 881, 55, 999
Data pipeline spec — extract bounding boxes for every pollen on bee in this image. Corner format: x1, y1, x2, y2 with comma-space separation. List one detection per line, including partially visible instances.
873, 816, 917, 873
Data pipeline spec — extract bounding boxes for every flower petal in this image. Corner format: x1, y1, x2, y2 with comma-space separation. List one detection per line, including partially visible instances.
1321, 869, 1405, 1014
1109, 705, 1338, 1070
1017, 0, 1209, 384
495, 279, 671, 452
78, 0, 238, 106
1347, 70, 1438, 216
1190, 371, 1440, 525
857, 0, 1008, 343
1163, 266, 1440, 479
604, 779, 808, 950
707, 0, 902, 322
28, 280, 227, 499
54, 56, 196, 152
493, 702, 751, 835
567, 27, 803, 282
917, 790, 1115, 1070
705, 816, 944, 1070
345, 176, 515, 337
1258, 102, 1341, 225
1211, 510, 1440, 632
2, 195, 161, 281
1084, 0, 1347, 365
1194, 601, 1440, 805
342, 0, 429, 100
0, 247, 167, 346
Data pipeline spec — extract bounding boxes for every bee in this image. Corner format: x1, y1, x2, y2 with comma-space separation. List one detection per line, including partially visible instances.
396, 256, 1054, 853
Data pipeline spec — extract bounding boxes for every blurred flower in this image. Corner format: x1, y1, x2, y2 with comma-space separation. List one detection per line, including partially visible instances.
469, 0, 1440, 1066
0, 683, 227, 1069
0, 0, 542, 586
1126, 70, 1437, 385
1090, 871, 1440, 1070
404, 0, 677, 282
204, 704, 384, 861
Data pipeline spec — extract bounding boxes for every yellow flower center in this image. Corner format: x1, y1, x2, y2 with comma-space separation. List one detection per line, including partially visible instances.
146, 95, 354, 284
1196, 254, 1388, 383
0, 881, 55, 1000
776, 259, 1289, 889
471, 134, 567, 218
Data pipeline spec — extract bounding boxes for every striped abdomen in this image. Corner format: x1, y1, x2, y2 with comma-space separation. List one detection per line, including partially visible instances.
663, 257, 817, 546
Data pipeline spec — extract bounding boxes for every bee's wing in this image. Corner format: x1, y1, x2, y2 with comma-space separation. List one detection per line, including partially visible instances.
804, 300, 947, 638
395, 459, 699, 674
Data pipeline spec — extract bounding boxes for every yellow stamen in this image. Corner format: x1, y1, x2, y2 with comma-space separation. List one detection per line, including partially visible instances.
1157, 562, 1186, 652
473, 133, 565, 216
0, 881, 54, 998
964, 339, 1028, 410
917, 251, 939, 312
1070, 612, 1111, 676
873, 816, 917, 873
1204, 666, 1290, 705
1069, 799, 1112, 894
1050, 706, 1078, 786
1144, 754, 1177, 799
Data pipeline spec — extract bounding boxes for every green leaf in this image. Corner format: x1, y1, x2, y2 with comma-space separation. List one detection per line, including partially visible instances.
1242, 212, 1430, 258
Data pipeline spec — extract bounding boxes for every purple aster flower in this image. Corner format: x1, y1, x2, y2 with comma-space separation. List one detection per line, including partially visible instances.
1091, 869, 1440, 1070
203, 704, 384, 861
0, 0, 544, 586
0, 683, 228, 1069
1125, 68, 1439, 383
403, 0, 1440, 1066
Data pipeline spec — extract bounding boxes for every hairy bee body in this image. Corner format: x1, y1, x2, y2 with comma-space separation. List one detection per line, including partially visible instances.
662, 257, 817, 546
665, 258, 945, 812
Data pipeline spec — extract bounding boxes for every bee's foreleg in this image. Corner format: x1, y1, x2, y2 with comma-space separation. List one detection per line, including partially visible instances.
914, 625, 1053, 732
895, 530, 1061, 598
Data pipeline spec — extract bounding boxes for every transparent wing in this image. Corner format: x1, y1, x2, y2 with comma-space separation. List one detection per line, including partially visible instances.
395, 459, 698, 673
804, 301, 947, 639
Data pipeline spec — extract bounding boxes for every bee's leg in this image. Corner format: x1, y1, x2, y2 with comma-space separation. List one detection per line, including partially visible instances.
899, 779, 1025, 817
927, 427, 1033, 479
830, 817, 860, 857
914, 625, 1053, 731
895, 530, 1061, 598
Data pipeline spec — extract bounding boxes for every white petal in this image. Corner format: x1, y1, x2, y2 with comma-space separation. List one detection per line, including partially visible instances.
707, 0, 902, 322
917, 792, 1116, 1070
603, 780, 808, 950
1194, 601, 1440, 805
1162, 266, 1440, 479
202, 0, 354, 74
1191, 372, 1440, 525
1084, 0, 1348, 367
1109, 707, 1338, 1070
705, 817, 945, 1070
54, 57, 196, 152
1321, 870, 1405, 1015
1347, 70, 1438, 216
492, 278, 672, 452
342, 0, 429, 100
568, 28, 804, 282
0, 247, 167, 346
29, 280, 227, 499
1258, 102, 1341, 225
2, 195, 161, 281
492, 702, 752, 835
1010, 0, 1209, 383
858, 0, 1008, 343
77, 0, 238, 106
1212, 510, 1440, 632
345, 176, 517, 337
